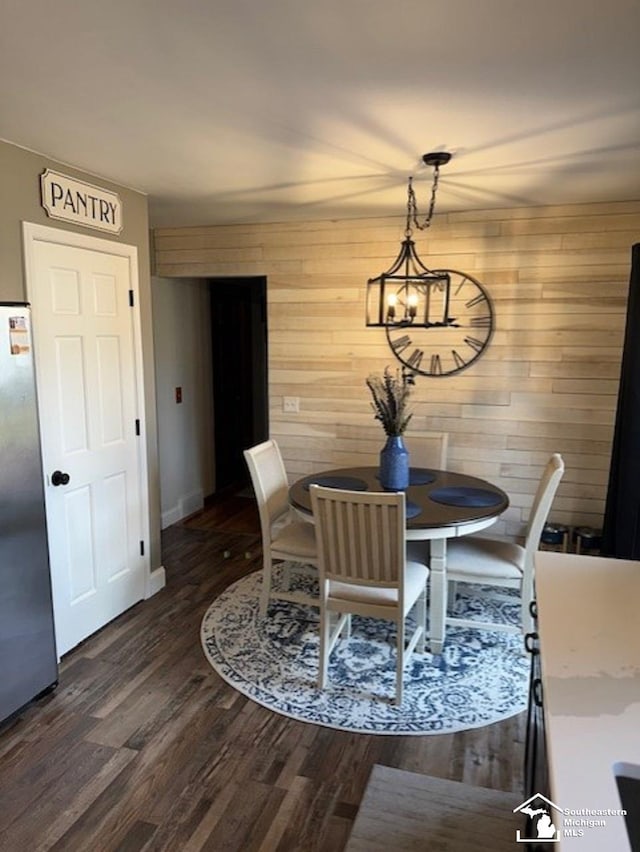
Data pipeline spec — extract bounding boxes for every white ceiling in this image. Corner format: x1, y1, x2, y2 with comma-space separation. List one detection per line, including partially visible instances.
2, 0, 640, 228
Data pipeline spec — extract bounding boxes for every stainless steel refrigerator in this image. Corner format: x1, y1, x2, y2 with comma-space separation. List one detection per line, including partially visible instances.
0, 302, 58, 725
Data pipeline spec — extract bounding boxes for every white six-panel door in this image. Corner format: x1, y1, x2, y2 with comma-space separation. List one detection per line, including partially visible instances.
23, 224, 147, 657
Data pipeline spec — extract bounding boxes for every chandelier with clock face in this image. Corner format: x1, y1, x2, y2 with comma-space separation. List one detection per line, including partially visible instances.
366, 152, 494, 378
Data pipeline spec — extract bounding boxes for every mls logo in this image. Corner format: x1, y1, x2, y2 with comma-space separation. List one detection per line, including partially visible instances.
513, 793, 564, 843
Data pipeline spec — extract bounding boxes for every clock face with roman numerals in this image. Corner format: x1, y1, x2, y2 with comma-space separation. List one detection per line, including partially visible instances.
384, 269, 494, 376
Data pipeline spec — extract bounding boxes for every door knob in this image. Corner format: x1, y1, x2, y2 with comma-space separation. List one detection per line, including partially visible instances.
51, 470, 70, 487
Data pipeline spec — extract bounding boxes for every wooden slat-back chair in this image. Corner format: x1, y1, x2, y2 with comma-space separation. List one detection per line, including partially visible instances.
309, 485, 429, 705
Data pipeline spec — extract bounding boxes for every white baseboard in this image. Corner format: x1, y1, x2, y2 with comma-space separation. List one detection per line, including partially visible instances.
160, 489, 204, 530
161, 506, 181, 529
146, 565, 166, 598
180, 489, 204, 518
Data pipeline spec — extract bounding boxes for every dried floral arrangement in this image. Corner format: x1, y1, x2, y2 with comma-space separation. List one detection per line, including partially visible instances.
365, 367, 414, 436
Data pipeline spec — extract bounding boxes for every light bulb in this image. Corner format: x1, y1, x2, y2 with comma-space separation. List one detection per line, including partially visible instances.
386, 293, 397, 320
408, 292, 418, 319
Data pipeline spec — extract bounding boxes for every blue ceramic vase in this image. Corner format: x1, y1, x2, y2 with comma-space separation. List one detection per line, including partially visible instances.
379, 435, 410, 490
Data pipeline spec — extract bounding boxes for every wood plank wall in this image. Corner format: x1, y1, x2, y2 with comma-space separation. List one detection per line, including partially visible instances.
153, 200, 640, 541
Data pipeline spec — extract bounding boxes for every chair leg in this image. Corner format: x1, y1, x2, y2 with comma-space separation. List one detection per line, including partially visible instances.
395, 617, 405, 705
520, 597, 532, 635
318, 607, 330, 690
417, 588, 426, 654
520, 577, 532, 634
448, 580, 458, 611
341, 614, 352, 639
259, 554, 273, 618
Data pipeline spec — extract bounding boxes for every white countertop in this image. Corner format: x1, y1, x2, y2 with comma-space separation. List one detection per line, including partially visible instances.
535, 551, 640, 851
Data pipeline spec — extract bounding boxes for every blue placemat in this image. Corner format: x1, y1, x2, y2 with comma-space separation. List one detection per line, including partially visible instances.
429, 486, 504, 508
302, 475, 368, 492
409, 467, 436, 485
406, 500, 422, 519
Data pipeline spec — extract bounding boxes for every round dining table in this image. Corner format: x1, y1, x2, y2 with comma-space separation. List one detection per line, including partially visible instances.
289, 466, 509, 653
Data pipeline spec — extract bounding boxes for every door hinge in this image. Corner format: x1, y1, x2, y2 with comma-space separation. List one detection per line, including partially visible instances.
129, 289, 134, 307
135, 418, 140, 436
140, 540, 145, 556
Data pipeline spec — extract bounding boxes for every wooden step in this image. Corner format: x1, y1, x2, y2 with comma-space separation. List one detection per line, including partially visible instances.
346, 764, 524, 851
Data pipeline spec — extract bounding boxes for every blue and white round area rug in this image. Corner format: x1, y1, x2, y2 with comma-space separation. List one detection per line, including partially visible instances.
200, 567, 528, 735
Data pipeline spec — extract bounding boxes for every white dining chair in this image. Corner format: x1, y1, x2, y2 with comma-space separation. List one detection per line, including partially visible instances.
445, 453, 565, 635
404, 431, 449, 469
309, 484, 429, 705
329, 427, 447, 470
244, 439, 318, 617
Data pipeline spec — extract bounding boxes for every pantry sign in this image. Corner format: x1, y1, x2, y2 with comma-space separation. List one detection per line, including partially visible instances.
40, 169, 123, 234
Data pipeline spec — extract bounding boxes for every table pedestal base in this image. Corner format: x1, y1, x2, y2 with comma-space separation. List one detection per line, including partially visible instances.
429, 538, 447, 654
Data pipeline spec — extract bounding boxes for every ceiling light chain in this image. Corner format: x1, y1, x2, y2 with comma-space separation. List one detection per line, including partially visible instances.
406, 169, 438, 233
407, 151, 451, 234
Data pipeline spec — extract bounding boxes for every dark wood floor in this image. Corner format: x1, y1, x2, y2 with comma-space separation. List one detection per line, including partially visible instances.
0, 493, 526, 851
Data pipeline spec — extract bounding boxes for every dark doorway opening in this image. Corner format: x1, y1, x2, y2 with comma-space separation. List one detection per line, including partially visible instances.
210, 277, 268, 494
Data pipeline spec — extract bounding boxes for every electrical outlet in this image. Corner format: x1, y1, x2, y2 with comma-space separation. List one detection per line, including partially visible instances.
283, 396, 300, 413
